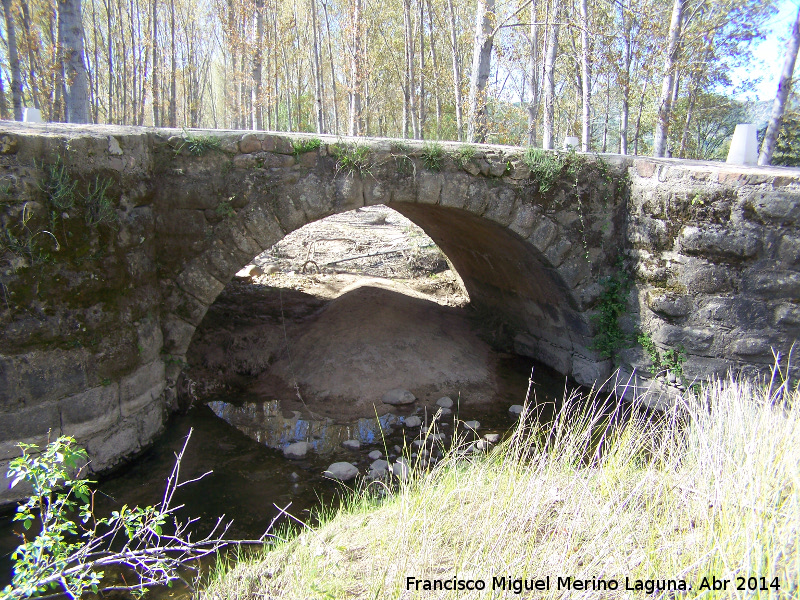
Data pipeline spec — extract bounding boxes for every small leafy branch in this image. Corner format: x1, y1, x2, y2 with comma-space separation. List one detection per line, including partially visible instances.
1, 432, 270, 600
332, 141, 371, 177
590, 258, 633, 362
291, 137, 322, 157
84, 176, 118, 228
215, 198, 236, 219
637, 330, 687, 381
420, 141, 445, 171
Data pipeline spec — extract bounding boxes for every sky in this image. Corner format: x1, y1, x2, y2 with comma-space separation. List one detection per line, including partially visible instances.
736, 0, 800, 102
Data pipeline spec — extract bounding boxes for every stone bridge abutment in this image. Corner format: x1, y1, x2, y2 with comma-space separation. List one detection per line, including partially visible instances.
1, 122, 798, 502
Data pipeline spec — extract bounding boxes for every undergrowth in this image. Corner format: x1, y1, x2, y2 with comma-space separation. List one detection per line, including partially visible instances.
178, 131, 222, 156
332, 141, 371, 177
200, 368, 799, 599
291, 138, 322, 156
420, 141, 445, 171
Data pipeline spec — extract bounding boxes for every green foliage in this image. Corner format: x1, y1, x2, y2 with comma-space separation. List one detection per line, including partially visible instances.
3, 433, 238, 600
178, 132, 222, 156
332, 141, 371, 176
453, 144, 476, 167
771, 110, 800, 167
389, 141, 411, 154
590, 260, 632, 361
84, 176, 117, 228
3, 437, 100, 600
637, 330, 687, 380
291, 137, 322, 156
420, 141, 445, 171
0, 203, 59, 266
522, 147, 568, 193
215, 199, 236, 218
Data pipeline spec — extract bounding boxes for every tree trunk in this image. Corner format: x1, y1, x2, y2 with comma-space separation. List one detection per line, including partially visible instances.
0, 68, 9, 119
253, 0, 265, 130
619, 2, 632, 154
418, 0, 425, 138
525, 0, 539, 146
633, 78, 648, 155
2, 0, 23, 120
759, 4, 800, 165
19, 0, 41, 109
652, 0, 684, 157
427, 0, 441, 138
152, 0, 159, 126
168, 0, 176, 127
59, 0, 90, 123
322, 0, 338, 134
446, 0, 463, 141
348, 0, 363, 136
542, 0, 560, 149
310, 0, 324, 133
579, 0, 591, 151
466, 0, 494, 143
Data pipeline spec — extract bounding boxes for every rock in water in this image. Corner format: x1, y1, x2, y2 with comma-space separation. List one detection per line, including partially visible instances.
382, 389, 416, 405
509, 405, 525, 416
484, 433, 501, 444
283, 441, 311, 460
463, 420, 480, 430
368, 450, 383, 460
370, 459, 389, 475
404, 416, 422, 427
324, 462, 359, 481
342, 439, 361, 450
436, 396, 454, 408
391, 460, 411, 481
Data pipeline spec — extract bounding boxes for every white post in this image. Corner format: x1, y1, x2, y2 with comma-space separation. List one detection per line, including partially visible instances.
563, 136, 580, 151
726, 124, 758, 166
22, 107, 43, 123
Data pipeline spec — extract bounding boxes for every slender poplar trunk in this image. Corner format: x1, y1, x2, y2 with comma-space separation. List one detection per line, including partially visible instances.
653, 0, 685, 157
526, 0, 540, 146
579, 0, 591, 151
759, 4, 800, 165
466, 0, 494, 143
542, 0, 560, 149
310, 0, 324, 133
169, 0, 176, 127
59, 0, 90, 123
447, 0, 463, 141
2, 0, 24, 120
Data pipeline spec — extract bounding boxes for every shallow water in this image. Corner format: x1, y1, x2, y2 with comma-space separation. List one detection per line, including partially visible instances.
0, 355, 575, 590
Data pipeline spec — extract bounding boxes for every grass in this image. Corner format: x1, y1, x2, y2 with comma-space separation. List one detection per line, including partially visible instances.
420, 141, 445, 171
292, 137, 322, 156
178, 131, 223, 156
454, 144, 476, 168
332, 141, 372, 177
199, 369, 799, 599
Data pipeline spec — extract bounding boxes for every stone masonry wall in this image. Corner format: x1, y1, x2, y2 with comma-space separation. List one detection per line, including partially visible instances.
0, 122, 798, 503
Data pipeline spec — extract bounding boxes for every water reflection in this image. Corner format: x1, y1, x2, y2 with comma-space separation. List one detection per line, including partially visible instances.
207, 400, 399, 452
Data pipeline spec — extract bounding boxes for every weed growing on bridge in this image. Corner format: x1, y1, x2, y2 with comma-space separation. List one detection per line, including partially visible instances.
420, 141, 445, 171
453, 144, 476, 168
332, 141, 372, 177
291, 137, 322, 156
178, 131, 222, 156
590, 259, 633, 361
522, 147, 567, 193
84, 176, 118, 228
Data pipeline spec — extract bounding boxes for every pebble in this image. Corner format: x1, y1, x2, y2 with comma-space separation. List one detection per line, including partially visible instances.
324, 462, 359, 481
509, 405, 525, 416
382, 389, 417, 405
463, 420, 480, 430
369, 459, 389, 476
283, 441, 311, 460
368, 450, 383, 460
436, 396, 454, 408
393, 445, 402, 454
391, 460, 411, 481
404, 415, 422, 427
288, 471, 300, 482
484, 433, 501, 443
342, 439, 361, 450
264, 264, 280, 274
475, 439, 492, 451
438, 407, 452, 416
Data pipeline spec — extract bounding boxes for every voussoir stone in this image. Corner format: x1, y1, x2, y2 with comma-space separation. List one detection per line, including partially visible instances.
382, 389, 416, 405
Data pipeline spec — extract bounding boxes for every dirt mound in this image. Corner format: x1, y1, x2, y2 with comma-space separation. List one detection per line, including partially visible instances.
267, 282, 494, 412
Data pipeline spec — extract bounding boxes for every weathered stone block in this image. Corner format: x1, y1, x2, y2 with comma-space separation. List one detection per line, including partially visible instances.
119, 360, 166, 417
630, 216, 670, 249
544, 239, 572, 267
509, 202, 538, 238
160, 315, 196, 355
155, 208, 207, 237
59, 383, 121, 439
0, 350, 88, 409
572, 355, 611, 387
262, 136, 294, 154
0, 402, 61, 459
528, 218, 558, 253
652, 323, 715, 354
135, 318, 163, 363
646, 290, 692, 318
513, 333, 572, 374
774, 304, 800, 328
176, 262, 226, 305
751, 192, 800, 225
742, 270, 800, 299
416, 171, 442, 205
239, 134, 263, 154
239, 204, 284, 251
679, 261, 737, 294
730, 337, 774, 359
332, 175, 364, 211
679, 225, 759, 260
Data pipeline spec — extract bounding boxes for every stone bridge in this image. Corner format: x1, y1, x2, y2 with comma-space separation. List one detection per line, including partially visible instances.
1, 122, 799, 501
